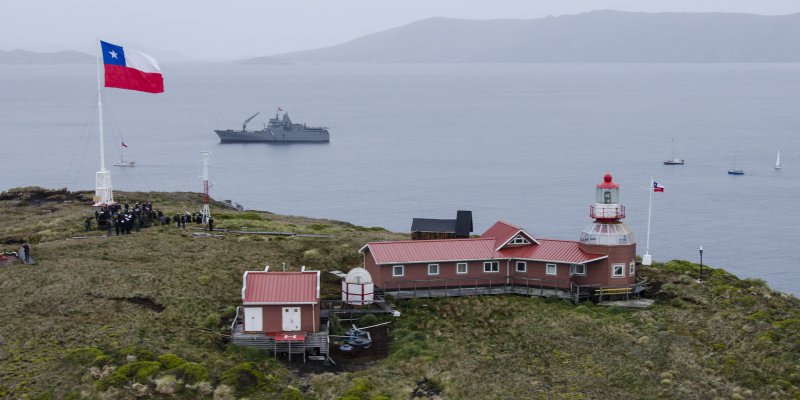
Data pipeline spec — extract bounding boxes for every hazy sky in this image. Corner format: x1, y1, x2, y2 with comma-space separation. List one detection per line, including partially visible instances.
2, 0, 799, 60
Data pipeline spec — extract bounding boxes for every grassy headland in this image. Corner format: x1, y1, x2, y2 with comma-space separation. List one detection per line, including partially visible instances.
0, 188, 798, 399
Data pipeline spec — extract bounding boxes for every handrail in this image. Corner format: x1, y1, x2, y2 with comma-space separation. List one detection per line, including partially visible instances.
230, 306, 240, 333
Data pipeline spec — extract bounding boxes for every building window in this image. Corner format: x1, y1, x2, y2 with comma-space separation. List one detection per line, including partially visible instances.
570, 264, 586, 276
546, 263, 557, 276
612, 263, 625, 278
456, 262, 468, 274
516, 261, 527, 272
428, 264, 439, 276
510, 235, 529, 245
629, 261, 636, 276
483, 261, 499, 273
392, 265, 404, 277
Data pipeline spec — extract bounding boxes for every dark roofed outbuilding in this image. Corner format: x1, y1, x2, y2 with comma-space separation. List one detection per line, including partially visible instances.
410, 210, 472, 240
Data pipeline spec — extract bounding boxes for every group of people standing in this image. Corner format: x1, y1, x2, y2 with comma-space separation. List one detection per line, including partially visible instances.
85, 202, 214, 235
169, 212, 214, 231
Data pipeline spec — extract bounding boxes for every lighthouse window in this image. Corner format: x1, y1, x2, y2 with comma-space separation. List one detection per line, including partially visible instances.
483, 261, 500, 273
612, 263, 625, 278
392, 265, 405, 277
545, 263, 557, 276
428, 264, 439, 276
604, 191, 612, 204
630, 261, 636, 276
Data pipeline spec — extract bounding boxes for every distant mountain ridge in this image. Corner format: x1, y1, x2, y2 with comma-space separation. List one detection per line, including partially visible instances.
248, 10, 800, 63
0, 49, 93, 65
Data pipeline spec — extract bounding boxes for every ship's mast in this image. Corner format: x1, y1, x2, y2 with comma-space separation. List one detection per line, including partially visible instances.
201, 151, 211, 223
94, 40, 114, 206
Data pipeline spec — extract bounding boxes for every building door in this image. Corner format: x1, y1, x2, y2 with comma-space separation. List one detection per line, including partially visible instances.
243, 307, 262, 332
282, 307, 301, 331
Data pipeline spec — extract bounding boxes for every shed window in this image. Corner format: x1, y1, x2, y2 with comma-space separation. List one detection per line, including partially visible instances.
612, 263, 625, 278
428, 264, 439, 276
629, 261, 636, 276
570, 264, 586, 276
483, 261, 499, 273
516, 261, 527, 272
456, 262, 468, 274
392, 265, 405, 277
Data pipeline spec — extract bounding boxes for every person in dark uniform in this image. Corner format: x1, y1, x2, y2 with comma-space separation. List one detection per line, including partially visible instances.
84, 217, 92, 232
114, 216, 121, 236
22, 243, 31, 262
207, 217, 214, 231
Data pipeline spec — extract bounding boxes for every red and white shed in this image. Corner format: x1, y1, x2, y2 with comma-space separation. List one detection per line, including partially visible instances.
241, 271, 321, 334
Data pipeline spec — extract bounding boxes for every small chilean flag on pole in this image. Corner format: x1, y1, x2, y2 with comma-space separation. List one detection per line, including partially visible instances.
653, 181, 665, 192
100, 41, 164, 93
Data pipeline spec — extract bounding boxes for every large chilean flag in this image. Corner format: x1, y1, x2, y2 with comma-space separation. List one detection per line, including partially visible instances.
100, 41, 164, 93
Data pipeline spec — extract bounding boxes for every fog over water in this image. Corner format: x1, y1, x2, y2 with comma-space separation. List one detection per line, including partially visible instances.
0, 63, 798, 294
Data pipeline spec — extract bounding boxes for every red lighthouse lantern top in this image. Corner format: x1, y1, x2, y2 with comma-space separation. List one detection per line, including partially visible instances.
596, 173, 620, 189
590, 173, 624, 221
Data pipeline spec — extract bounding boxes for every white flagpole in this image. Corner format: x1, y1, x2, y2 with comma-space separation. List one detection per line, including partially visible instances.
94, 39, 113, 206
642, 176, 653, 265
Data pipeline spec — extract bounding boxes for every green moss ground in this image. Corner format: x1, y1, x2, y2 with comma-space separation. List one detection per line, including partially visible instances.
1, 188, 798, 399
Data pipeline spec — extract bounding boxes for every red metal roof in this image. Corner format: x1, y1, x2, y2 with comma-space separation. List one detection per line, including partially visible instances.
363, 238, 497, 264
362, 221, 607, 265
497, 239, 606, 264
480, 220, 538, 248
243, 271, 319, 304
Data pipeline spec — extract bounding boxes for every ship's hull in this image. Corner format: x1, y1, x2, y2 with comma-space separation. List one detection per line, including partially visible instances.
215, 128, 329, 143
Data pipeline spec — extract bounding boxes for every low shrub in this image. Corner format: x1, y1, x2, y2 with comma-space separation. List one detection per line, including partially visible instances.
338, 377, 372, 400
168, 362, 208, 384
64, 347, 107, 365
157, 353, 186, 369
358, 314, 379, 327
219, 362, 266, 395
96, 361, 161, 390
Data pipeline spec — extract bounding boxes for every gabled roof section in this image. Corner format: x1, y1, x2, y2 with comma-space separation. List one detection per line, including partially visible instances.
497, 239, 607, 264
361, 238, 497, 265
480, 220, 540, 249
242, 271, 320, 304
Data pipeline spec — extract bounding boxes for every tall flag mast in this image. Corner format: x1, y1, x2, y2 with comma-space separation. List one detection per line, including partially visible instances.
93, 40, 164, 206
201, 151, 211, 224
642, 177, 665, 266
94, 40, 112, 206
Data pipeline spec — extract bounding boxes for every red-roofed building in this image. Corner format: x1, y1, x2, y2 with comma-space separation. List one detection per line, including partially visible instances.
241, 271, 321, 334
359, 174, 642, 299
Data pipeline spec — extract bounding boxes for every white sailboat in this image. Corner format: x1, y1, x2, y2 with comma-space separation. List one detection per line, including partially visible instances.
113, 142, 135, 167
775, 150, 782, 170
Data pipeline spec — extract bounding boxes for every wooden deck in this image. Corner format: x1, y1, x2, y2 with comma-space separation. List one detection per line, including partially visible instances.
230, 308, 330, 363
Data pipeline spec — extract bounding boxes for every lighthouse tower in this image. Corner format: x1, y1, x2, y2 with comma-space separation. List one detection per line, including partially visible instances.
578, 174, 638, 287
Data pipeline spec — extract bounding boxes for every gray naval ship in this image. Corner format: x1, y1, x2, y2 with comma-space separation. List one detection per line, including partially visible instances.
215, 110, 330, 143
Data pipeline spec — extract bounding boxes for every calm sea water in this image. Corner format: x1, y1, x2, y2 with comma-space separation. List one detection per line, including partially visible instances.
1, 63, 798, 294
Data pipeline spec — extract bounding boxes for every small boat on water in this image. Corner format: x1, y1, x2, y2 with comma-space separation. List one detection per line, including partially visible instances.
728, 152, 744, 175
775, 150, 782, 170
113, 142, 135, 167
663, 136, 684, 165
